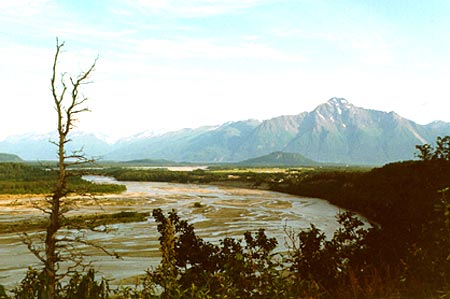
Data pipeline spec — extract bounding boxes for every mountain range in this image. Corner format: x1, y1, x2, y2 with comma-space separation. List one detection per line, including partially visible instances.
2, 98, 450, 165
237, 151, 318, 167
0, 153, 23, 162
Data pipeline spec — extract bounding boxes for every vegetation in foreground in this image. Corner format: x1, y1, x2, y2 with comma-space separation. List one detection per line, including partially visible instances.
2, 136, 450, 298
7, 197, 450, 299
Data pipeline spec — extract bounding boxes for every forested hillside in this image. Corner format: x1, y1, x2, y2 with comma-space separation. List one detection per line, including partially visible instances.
0, 153, 22, 162
0, 163, 125, 194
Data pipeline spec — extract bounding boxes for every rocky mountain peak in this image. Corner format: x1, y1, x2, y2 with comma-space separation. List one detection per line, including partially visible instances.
311, 98, 355, 125
315, 98, 353, 112
3, 98, 450, 165
327, 97, 350, 106
426, 120, 450, 130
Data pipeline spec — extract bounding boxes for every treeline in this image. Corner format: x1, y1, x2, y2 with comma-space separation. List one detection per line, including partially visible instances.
3, 137, 450, 298
0, 163, 125, 195
86, 139, 450, 298
276, 160, 450, 284
100, 164, 368, 188
100, 166, 320, 188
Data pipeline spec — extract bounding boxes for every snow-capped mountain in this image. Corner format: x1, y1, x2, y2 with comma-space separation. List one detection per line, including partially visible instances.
2, 98, 450, 164
104, 98, 450, 164
0, 131, 112, 160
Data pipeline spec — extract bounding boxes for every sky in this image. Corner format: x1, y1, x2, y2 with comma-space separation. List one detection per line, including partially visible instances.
1, 0, 450, 141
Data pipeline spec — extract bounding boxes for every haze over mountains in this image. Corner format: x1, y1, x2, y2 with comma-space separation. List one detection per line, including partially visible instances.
0, 153, 22, 162
2, 98, 450, 165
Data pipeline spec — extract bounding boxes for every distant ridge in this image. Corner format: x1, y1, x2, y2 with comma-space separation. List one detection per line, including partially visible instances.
122, 158, 179, 166
237, 151, 318, 166
105, 97, 450, 165
3, 98, 450, 165
0, 153, 23, 162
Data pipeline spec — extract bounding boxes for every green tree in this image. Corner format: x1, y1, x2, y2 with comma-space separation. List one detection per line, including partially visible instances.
416, 136, 450, 161
415, 143, 434, 161
434, 136, 450, 160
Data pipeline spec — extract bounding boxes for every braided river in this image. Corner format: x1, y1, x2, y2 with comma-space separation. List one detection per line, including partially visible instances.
0, 175, 348, 288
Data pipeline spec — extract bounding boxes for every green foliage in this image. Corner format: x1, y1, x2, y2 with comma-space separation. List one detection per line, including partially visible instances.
141, 209, 381, 299
101, 159, 450, 297
12, 268, 109, 299
403, 187, 450, 290
63, 269, 109, 299
136, 206, 450, 298
192, 202, 203, 208
415, 143, 434, 160
0, 163, 52, 182
285, 211, 372, 294
237, 151, 318, 166
12, 268, 50, 299
101, 166, 289, 188
0, 285, 7, 299
271, 160, 450, 297
0, 163, 125, 195
145, 209, 284, 299
434, 136, 450, 160
10, 201, 450, 298
0, 153, 23, 162
7, 137, 450, 298
416, 135, 450, 161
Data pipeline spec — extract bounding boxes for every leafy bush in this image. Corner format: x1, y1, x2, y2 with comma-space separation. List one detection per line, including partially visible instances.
12, 268, 109, 299
140, 209, 377, 299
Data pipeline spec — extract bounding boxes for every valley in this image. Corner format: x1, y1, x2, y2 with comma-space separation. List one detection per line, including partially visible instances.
1, 155, 450, 298
4, 2, 450, 296
0, 176, 349, 288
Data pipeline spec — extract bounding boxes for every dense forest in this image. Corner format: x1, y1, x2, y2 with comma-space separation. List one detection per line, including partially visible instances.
0, 163, 125, 195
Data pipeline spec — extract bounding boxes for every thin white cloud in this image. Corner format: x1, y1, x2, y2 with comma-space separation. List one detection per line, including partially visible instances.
0, 0, 54, 17
127, 37, 305, 62
132, 0, 269, 17
351, 39, 394, 65
2, 0, 450, 141
271, 27, 395, 66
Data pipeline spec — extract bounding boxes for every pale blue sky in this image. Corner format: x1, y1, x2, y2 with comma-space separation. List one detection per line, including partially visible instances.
1, 0, 450, 140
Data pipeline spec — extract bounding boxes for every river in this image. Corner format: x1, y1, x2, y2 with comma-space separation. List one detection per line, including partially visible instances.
0, 176, 348, 288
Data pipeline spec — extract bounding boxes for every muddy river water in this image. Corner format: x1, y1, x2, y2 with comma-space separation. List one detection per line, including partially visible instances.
0, 176, 348, 288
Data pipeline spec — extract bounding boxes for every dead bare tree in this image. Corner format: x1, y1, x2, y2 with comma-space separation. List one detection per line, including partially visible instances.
49, 37, 91, 299
19, 38, 115, 299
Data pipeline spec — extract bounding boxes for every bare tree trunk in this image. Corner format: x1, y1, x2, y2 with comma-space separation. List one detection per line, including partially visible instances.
45, 195, 59, 299
16, 38, 118, 299
44, 134, 65, 298
44, 38, 96, 299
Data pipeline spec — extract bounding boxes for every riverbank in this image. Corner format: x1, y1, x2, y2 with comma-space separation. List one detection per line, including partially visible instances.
2, 161, 450, 297
96, 161, 450, 296
0, 179, 349, 290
